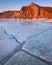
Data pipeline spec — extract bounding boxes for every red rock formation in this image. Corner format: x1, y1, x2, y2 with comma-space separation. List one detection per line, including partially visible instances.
0, 11, 20, 19
0, 3, 52, 19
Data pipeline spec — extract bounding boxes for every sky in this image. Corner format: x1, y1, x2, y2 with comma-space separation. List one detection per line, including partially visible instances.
0, 0, 52, 12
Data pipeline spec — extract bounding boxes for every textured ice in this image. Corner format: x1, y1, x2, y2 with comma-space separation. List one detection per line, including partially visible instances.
0, 19, 52, 43
22, 27, 52, 60
0, 19, 52, 65
0, 26, 20, 61
4, 51, 47, 65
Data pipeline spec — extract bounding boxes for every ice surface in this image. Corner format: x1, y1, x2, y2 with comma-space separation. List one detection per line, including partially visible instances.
0, 19, 52, 65
4, 51, 47, 65
22, 28, 52, 60
0, 19, 52, 43
0, 26, 20, 61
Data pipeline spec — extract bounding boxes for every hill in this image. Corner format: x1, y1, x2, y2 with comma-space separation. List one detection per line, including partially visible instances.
0, 3, 52, 19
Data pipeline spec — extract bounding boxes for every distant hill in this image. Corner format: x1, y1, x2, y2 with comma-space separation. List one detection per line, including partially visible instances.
0, 2, 52, 19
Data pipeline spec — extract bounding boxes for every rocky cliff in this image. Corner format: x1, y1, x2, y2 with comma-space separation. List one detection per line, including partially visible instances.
0, 3, 52, 19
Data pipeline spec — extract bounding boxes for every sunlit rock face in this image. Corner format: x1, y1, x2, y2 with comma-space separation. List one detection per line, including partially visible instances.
39, 6, 52, 18
0, 2, 52, 19
0, 11, 20, 19
20, 3, 40, 19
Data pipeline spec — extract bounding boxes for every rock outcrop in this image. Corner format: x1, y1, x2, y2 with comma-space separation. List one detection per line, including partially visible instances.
0, 3, 52, 19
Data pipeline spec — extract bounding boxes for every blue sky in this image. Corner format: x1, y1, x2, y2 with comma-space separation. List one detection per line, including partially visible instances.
0, 0, 52, 12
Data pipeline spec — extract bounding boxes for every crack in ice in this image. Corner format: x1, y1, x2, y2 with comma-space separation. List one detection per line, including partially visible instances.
0, 26, 52, 65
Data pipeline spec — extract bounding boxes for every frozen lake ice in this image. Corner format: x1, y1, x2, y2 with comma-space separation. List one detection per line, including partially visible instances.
0, 19, 52, 65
